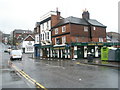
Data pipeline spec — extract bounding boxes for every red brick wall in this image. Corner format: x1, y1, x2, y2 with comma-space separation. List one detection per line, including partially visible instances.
51, 15, 61, 27
52, 24, 70, 45
52, 23, 106, 44
70, 24, 106, 42
52, 24, 70, 36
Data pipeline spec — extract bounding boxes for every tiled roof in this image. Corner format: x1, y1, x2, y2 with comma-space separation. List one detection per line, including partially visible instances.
52, 16, 106, 28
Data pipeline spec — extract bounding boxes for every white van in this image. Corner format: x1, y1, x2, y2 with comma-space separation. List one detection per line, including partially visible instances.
10, 50, 22, 60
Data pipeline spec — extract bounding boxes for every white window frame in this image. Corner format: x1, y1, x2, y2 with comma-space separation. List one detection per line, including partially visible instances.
93, 26, 96, 30
55, 28, 58, 34
37, 37, 39, 42
62, 36, 66, 44
99, 37, 103, 42
84, 26, 88, 32
62, 26, 66, 32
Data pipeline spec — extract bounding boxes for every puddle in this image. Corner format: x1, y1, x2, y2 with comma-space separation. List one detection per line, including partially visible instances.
10, 70, 21, 81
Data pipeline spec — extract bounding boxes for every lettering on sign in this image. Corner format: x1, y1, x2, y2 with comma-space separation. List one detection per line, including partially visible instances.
88, 43, 96, 45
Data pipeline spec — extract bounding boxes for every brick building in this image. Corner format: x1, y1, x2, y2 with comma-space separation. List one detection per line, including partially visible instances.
11, 29, 33, 46
51, 10, 107, 59
34, 9, 118, 59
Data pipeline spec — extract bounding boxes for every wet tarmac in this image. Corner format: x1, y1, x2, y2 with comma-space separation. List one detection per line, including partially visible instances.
1, 43, 119, 89
12, 54, 119, 88
0, 44, 33, 89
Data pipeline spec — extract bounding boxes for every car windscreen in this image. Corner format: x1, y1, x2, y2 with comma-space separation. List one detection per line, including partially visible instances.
11, 51, 22, 55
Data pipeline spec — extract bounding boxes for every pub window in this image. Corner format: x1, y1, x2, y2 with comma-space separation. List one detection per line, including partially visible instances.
62, 36, 66, 44
93, 27, 96, 30
62, 26, 66, 32
99, 37, 103, 42
55, 28, 58, 34
84, 26, 88, 32
55, 38, 61, 44
37, 37, 39, 42
43, 34, 44, 40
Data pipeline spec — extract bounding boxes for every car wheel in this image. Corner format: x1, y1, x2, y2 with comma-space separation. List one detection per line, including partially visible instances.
10, 57, 13, 61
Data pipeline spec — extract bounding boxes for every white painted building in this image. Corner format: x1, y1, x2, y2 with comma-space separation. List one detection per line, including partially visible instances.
21, 35, 35, 53
39, 11, 57, 57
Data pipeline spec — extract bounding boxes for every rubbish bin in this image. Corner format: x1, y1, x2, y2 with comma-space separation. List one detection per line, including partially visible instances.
101, 46, 109, 61
108, 48, 117, 61
87, 52, 93, 62
115, 48, 120, 61
108, 48, 120, 61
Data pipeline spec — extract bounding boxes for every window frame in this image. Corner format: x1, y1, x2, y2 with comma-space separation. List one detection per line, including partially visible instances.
84, 26, 88, 32
62, 26, 66, 32
93, 26, 96, 30
62, 36, 66, 44
55, 28, 58, 34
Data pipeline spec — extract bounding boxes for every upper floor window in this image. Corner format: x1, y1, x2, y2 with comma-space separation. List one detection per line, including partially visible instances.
47, 32, 49, 39
62, 26, 66, 32
99, 37, 103, 42
55, 28, 58, 34
93, 27, 96, 30
62, 36, 66, 44
43, 34, 44, 40
42, 24, 44, 30
41, 34, 42, 40
37, 37, 39, 42
84, 26, 88, 32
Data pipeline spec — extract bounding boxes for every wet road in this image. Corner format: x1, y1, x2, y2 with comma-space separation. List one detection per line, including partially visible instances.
0, 43, 33, 88
13, 55, 119, 88
1, 43, 119, 89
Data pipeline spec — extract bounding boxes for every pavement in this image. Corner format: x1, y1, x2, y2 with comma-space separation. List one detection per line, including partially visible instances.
76, 58, 120, 68
32, 56, 119, 68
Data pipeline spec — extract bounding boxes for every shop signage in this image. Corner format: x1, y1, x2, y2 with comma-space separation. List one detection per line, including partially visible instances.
53, 47, 66, 50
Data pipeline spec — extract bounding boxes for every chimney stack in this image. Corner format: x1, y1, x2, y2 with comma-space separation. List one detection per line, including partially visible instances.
82, 9, 90, 20
56, 7, 61, 17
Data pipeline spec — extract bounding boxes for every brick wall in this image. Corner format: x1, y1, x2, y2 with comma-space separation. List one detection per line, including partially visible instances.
52, 23, 106, 45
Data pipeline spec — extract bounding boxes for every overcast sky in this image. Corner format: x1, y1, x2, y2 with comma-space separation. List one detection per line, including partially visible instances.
0, 0, 119, 34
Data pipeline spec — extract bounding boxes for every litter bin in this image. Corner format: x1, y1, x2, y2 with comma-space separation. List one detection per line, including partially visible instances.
108, 48, 120, 61
115, 48, 120, 61
101, 46, 109, 61
87, 52, 93, 62
108, 48, 117, 61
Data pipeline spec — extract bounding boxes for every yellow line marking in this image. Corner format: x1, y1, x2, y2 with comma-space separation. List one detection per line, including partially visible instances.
9, 61, 47, 90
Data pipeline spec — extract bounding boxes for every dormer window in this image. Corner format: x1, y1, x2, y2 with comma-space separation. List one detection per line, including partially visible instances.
62, 26, 66, 32
55, 28, 58, 34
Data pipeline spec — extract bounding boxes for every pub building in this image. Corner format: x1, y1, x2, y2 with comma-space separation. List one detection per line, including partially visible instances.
34, 9, 119, 59
51, 9, 107, 59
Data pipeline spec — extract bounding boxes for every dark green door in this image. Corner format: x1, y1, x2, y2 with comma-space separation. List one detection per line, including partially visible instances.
77, 47, 84, 59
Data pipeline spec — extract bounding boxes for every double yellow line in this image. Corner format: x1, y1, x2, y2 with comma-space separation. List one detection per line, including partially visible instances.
9, 61, 47, 90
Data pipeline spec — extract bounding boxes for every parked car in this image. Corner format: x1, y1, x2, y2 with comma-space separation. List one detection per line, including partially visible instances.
4, 47, 12, 53
10, 50, 22, 60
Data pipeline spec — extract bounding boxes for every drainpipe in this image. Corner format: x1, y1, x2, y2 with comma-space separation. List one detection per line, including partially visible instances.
89, 25, 92, 42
